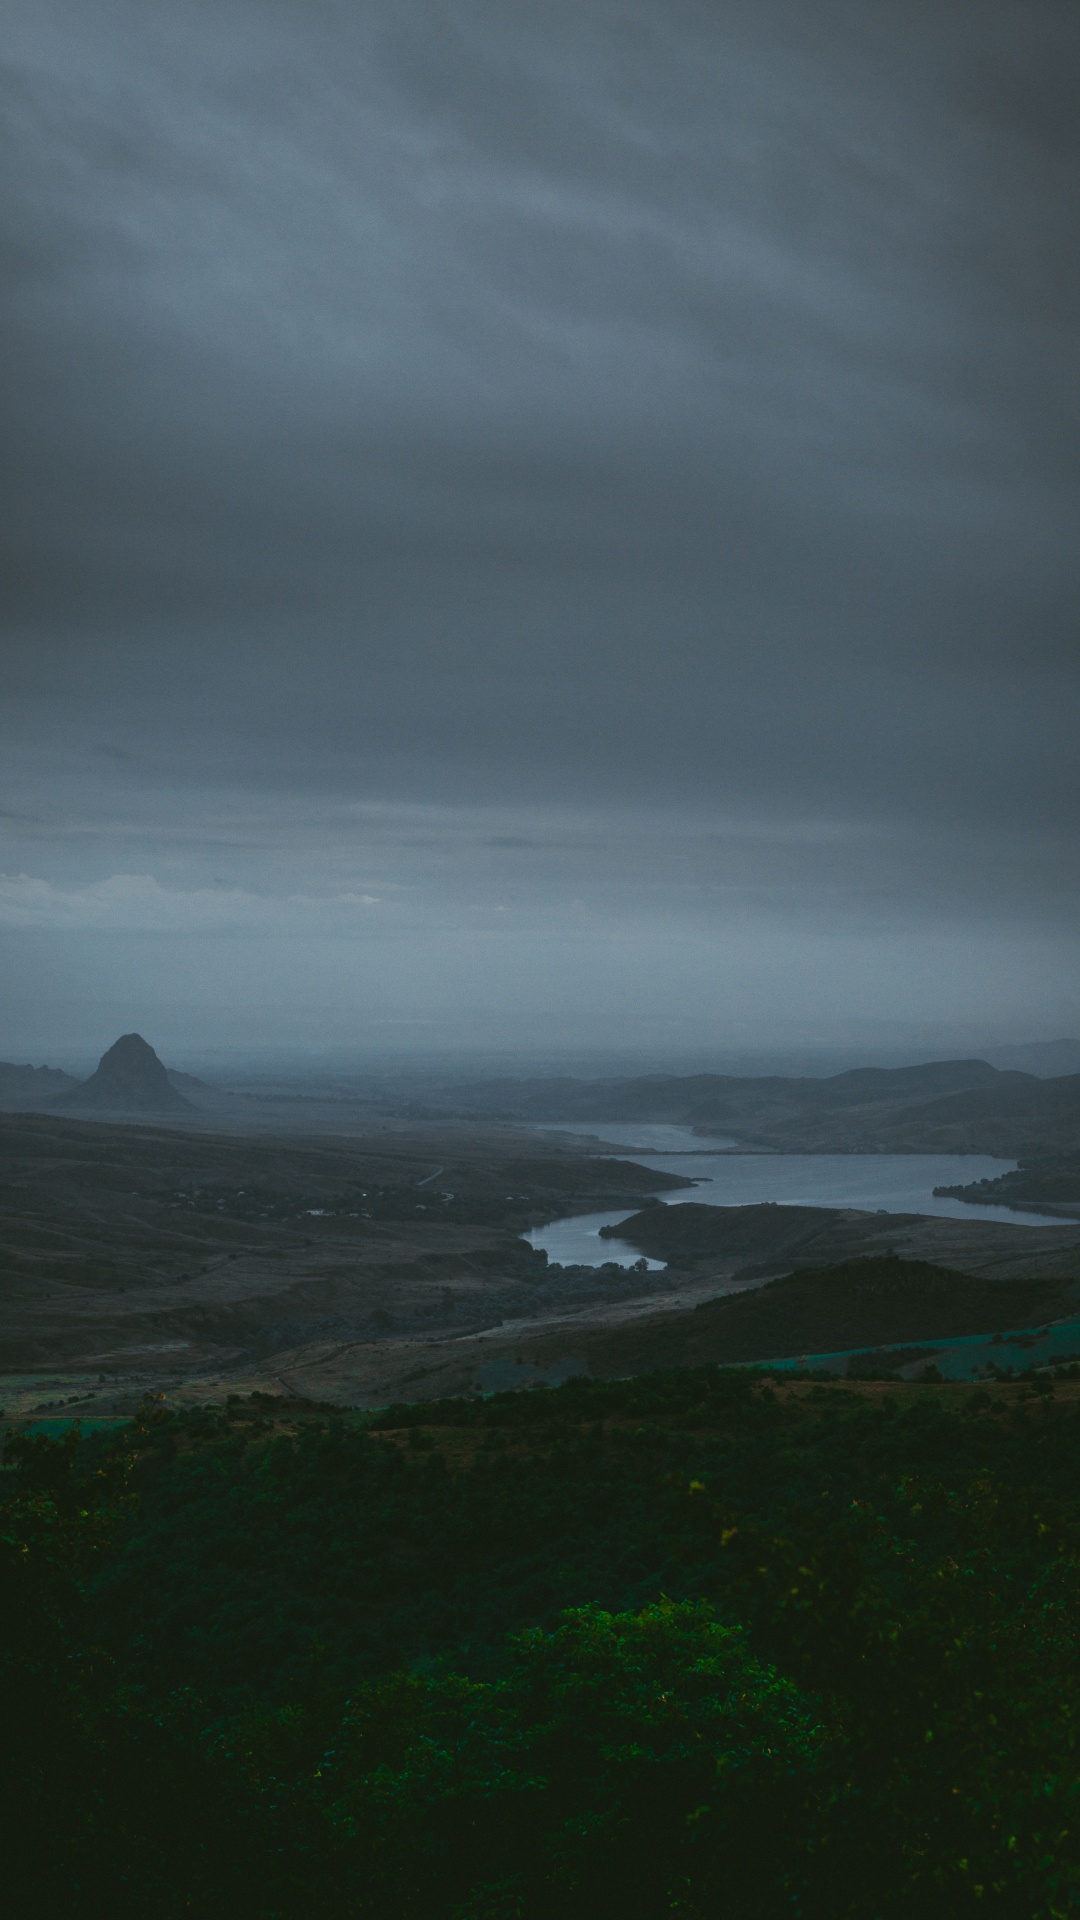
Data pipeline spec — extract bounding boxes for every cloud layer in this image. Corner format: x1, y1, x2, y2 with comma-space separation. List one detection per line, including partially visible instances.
1, 1, 1077, 1054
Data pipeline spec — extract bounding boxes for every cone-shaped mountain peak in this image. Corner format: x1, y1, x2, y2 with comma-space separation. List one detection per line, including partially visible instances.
63, 1033, 191, 1112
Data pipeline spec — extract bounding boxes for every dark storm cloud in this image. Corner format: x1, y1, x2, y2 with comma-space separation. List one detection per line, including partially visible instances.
0, 0, 1077, 1052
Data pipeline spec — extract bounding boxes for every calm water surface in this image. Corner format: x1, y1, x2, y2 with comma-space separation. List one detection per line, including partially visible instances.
525, 1123, 1063, 1268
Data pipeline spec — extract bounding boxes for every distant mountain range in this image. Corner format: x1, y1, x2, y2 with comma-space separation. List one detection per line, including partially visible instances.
454, 1056, 1080, 1156
2, 1039, 1079, 1157
982, 1039, 1080, 1079
0, 1062, 80, 1105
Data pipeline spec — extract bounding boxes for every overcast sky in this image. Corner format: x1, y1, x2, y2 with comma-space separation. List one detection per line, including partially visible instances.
1, 0, 1077, 1065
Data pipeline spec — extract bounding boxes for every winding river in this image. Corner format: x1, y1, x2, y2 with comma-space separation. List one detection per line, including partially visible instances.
524, 1122, 1065, 1268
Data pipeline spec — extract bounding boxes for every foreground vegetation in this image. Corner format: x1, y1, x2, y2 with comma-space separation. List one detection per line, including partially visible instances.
5, 1368, 1080, 1916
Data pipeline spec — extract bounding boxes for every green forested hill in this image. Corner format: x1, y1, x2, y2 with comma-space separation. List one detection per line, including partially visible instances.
6, 1370, 1080, 1917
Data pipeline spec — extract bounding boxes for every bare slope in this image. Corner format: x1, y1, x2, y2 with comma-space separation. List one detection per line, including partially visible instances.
0, 1112, 689, 1389
4, 1114, 1080, 1416
149, 1203, 1080, 1412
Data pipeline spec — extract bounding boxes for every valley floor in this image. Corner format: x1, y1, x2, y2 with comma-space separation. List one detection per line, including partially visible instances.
2, 1111, 1080, 1418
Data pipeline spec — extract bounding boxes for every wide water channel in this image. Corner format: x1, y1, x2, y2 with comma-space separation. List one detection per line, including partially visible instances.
524, 1122, 1064, 1269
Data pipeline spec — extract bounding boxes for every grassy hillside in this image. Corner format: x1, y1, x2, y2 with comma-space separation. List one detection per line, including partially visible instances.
583, 1243, 1076, 1367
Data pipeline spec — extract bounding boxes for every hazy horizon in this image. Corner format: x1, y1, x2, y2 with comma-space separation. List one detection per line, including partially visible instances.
6, 1028, 1080, 1090
2, 2, 1077, 1060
